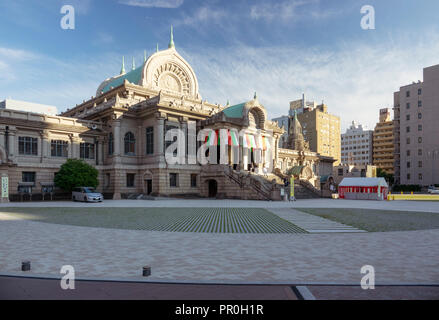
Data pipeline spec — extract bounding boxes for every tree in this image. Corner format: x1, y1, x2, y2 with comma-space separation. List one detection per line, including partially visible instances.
54, 159, 99, 192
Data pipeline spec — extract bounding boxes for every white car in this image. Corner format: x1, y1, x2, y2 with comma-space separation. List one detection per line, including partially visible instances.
72, 187, 103, 202
427, 186, 439, 194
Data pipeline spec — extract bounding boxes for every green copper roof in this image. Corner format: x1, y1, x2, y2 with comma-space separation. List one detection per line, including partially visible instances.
289, 165, 305, 177
222, 102, 246, 118
102, 66, 143, 94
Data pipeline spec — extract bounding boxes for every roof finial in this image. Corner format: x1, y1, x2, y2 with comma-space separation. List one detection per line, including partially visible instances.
120, 56, 126, 75
144, 50, 147, 63
168, 25, 175, 49
254, 92, 257, 100
132, 57, 136, 71
156, 43, 159, 52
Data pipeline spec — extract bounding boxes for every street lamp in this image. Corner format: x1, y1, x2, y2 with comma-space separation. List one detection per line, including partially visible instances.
427, 149, 439, 186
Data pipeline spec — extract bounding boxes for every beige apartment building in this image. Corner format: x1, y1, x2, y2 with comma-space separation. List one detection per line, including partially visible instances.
372, 108, 395, 174
393, 64, 439, 186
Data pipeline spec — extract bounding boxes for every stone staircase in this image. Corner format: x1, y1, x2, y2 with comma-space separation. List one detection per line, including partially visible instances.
293, 183, 321, 199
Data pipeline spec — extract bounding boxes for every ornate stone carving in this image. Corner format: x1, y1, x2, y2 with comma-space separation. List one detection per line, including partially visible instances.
153, 63, 190, 95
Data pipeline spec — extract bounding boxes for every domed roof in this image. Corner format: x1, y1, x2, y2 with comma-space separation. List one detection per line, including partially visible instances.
96, 27, 201, 100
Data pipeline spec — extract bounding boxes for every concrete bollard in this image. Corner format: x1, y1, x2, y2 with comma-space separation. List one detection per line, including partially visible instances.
22, 261, 31, 271
142, 266, 151, 277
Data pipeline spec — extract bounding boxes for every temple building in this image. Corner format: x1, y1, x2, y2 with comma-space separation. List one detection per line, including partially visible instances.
0, 28, 335, 202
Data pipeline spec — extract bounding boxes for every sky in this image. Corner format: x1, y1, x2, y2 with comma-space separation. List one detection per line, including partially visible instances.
0, 0, 438, 131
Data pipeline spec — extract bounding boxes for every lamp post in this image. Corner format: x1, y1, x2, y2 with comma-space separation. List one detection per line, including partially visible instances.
427, 149, 439, 186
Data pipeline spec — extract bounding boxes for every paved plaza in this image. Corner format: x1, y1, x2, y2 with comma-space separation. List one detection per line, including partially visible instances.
0, 199, 439, 285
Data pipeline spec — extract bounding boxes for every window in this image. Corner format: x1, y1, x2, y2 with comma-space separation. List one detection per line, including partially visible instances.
18, 137, 38, 156
407, 150, 411, 156
418, 161, 422, 168
124, 132, 135, 155
407, 161, 411, 168
418, 124, 422, 131
22, 172, 36, 183
108, 133, 114, 155
51, 140, 68, 157
406, 126, 410, 133
338, 168, 343, 176
406, 102, 410, 109
418, 88, 422, 95
418, 149, 422, 156
419, 173, 423, 180
126, 174, 135, 187
418, 100, 422, 107
418, 113, 422, 119
407, 173, 411, 180
146, 127, 154, 155
191, 174, 197, 188
80, 143, 95, 159
169, 173, 178, 187
406, 91, 410, 97
418, 137, 422, 143
406, 115, 410, 121
406, 138, 410, 144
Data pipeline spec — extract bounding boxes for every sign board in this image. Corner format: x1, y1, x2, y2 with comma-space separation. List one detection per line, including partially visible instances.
280, 188, 284, 196
1, 176, 8, 198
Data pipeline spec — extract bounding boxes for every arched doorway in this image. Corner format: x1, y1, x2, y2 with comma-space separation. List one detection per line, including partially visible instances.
208, 179, 218, 198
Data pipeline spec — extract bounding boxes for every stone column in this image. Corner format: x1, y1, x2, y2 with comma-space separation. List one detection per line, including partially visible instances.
181, 117, 188, 163
156, 113, 165, 159
113, 120, 121, 164
0, 127, 6, 161
97, 137, 104, 165
40, 130, 49, 163
69, 134, 80, 159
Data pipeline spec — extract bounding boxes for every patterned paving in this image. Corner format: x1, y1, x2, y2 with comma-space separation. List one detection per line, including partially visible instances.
0, 207, 307, 234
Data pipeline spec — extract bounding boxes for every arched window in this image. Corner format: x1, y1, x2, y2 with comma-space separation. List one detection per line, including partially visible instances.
124, 132, 135, 155
108, 133, 114, 155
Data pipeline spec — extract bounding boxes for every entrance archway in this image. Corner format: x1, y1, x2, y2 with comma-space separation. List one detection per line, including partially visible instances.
208, 179, 218, 198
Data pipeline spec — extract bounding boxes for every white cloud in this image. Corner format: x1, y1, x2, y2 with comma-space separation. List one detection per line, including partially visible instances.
177, 6, 226, 27
119, 0, 184, 8
250, 0, 320, 22
93, 32, 114, 45
180, 33, 439, 132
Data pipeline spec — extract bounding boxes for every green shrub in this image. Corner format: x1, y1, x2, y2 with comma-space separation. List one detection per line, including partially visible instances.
54, 159, 99, 192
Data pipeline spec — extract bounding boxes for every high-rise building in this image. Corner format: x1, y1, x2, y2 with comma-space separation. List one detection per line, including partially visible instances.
288, 95, 341, 165
341, 121, 373, 165
372, 108, 394, 174
393, 64, 439, 186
